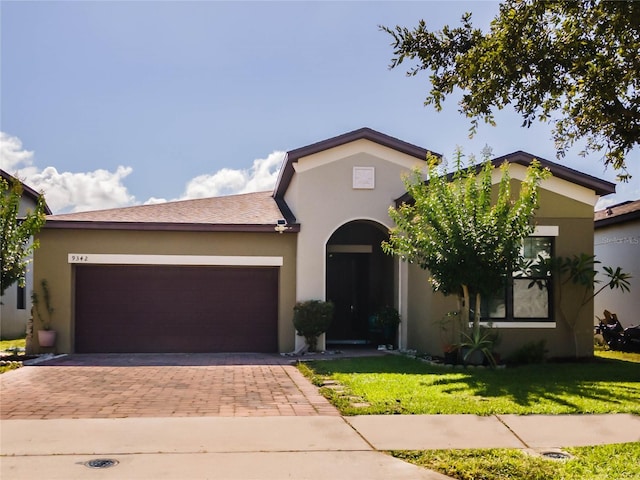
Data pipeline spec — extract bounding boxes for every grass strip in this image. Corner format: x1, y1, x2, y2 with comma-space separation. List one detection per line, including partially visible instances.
392, 442, 640, 480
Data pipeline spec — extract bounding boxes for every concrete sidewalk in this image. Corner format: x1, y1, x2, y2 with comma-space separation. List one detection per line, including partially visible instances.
2, 414, 638, 480
345, 413, 640, 450
0, 416, 449, 480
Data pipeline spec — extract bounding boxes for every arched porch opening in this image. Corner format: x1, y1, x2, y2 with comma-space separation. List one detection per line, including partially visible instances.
325, 220, 395, 346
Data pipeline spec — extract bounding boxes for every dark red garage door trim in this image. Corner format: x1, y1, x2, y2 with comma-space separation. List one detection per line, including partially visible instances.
75, 265, 278, 353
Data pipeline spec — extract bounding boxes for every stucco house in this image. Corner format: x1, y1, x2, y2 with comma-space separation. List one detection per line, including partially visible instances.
594, 200, 640, 328
1, 169, 52, 339
32, 128, 615, 358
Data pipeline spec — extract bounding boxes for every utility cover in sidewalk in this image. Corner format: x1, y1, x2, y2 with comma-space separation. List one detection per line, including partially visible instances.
541, 451, 572, 460
84, 459, 119, 469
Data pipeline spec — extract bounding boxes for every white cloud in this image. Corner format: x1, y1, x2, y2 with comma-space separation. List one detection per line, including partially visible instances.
179, 150, 285, 200
1, 131, 136, 213
29, 165, 135, 213
0, 132, 35, 171
2, 131, 286, 213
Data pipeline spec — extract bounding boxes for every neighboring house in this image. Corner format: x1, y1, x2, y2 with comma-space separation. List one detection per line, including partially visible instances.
594, 200, 640, 328
0, 169, 52, 339
33, 128, 614, 358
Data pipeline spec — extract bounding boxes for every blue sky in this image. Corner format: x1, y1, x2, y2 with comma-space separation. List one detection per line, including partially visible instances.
1, 1, 638, 213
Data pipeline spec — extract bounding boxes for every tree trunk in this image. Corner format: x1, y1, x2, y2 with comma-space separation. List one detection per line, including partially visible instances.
461, 285, 470, 328
474, 292, 481, 334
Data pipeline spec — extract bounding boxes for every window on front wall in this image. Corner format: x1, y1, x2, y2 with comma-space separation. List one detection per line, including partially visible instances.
481, 236, 554, 321
17, 284, 26, 310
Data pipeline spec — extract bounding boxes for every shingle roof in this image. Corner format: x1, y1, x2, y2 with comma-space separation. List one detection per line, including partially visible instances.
44, 191, 296, 232
595, 199, 640, 228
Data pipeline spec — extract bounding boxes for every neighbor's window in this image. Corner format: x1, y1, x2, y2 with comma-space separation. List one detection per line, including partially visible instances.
482, 237, 553, 321
17, 284, 26, 310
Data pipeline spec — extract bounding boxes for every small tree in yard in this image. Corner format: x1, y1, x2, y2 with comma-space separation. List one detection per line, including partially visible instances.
1, 175, 47, 297
382, 149, 550, 350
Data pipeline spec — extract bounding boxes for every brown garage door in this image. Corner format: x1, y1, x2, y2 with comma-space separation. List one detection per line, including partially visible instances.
75, 265, 278, 353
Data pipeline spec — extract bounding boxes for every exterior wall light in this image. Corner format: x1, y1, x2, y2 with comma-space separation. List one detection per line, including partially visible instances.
275, 219, 289, 234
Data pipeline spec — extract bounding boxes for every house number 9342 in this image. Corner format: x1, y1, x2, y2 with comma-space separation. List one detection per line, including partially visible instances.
70, 255, 90, 263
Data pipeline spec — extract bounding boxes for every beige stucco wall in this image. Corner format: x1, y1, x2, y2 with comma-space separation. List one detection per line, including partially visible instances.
405, 180, 600, 360
284, 140, 425, 349
32, 228, 297, 353
285, 140, 423, 300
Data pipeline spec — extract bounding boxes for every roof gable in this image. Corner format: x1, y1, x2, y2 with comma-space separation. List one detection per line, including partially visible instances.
490, 151, 615, 197
395, 151, 616, 205
1, 169, 52, 215
273, 127, 436, 199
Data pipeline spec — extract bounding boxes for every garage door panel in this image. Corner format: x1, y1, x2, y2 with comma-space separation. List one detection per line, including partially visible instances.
75, 265, 278, 353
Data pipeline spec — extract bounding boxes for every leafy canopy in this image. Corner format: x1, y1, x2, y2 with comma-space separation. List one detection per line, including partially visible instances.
1, 176, 47, 296
382, 149, 550, 327
382, 0, 640, 180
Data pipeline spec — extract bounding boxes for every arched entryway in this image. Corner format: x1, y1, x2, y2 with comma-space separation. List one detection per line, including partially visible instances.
325, 220, 395, 346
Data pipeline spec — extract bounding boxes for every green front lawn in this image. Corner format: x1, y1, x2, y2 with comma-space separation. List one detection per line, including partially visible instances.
0, 337, 27, 374
0, 337, 26, 352
298, 351, 640, 415
393, 442, 640, 480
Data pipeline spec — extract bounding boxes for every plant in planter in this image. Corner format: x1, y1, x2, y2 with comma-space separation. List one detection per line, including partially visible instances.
292, 300, 334, 352
31, 279, 56, 348
435, 310, 463, 363
375, 306, 401, 347
458, 324, 500, 367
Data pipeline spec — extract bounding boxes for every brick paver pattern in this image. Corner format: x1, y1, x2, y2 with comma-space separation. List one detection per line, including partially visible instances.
0, 354, 339, 419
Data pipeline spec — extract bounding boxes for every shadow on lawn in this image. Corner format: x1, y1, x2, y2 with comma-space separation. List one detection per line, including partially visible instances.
460, 358, 640, 411
308, 354, 640, 412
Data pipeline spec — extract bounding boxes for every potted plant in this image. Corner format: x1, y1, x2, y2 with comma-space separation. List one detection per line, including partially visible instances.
375, 306, 401, 347
32, 279, 56, 348
435, 311, 462, 363
292, 300, 334, 352
458, 324, 499, 367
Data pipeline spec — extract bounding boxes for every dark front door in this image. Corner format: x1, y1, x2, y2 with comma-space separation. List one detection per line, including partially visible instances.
325, 253, 370, 343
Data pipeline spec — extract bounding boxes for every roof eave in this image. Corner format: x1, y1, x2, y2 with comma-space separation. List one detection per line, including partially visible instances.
1, 169, 53, 215
492, 151, 616, 197
394, 151, 617, 206
595, 210, 640, 228
42, 220, 301, 233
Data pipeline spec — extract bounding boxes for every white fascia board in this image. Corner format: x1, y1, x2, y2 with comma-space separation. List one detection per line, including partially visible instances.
68, 254, 283, 267
533, 226, 559, 236
293, 139, 424, 173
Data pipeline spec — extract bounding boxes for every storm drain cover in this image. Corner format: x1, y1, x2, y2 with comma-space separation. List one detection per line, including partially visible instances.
84, 458, 119, 469
541, 451, 571, 460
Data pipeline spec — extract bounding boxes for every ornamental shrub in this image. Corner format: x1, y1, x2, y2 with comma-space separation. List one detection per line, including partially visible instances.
293, 300, 334, 352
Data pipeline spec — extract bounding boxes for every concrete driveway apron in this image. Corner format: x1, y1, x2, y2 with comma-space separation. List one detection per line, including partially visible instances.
0, 353, 339, 419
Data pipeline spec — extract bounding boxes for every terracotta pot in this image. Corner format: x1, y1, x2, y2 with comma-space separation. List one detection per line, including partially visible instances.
38, 329, 57, 348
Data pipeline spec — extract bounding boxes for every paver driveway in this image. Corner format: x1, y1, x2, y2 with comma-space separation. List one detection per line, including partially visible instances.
0, 353, 339, 419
